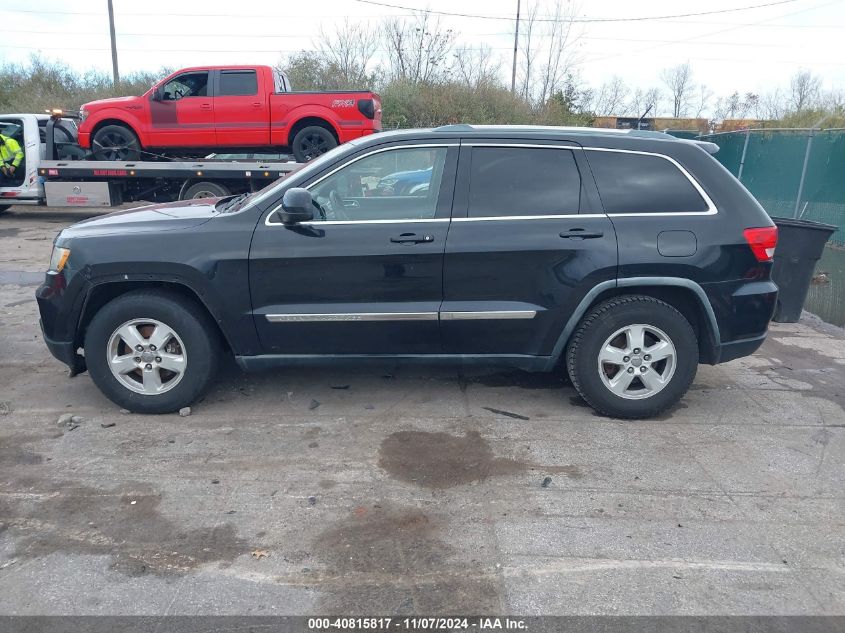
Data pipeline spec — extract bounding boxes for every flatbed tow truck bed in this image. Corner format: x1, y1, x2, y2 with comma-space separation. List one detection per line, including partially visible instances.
0, 112, 300, 210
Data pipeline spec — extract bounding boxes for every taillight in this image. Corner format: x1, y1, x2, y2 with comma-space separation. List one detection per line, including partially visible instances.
743, 226, 778, 262
357, 98, 375, 119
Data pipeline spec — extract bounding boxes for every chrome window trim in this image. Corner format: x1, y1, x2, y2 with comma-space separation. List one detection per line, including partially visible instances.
298, 218, 450, 226
266, 312, 438, 323
264, 143, 457, 227
582, 146, 717, 216
452, 213, 604, 222
463, 142, 579, 149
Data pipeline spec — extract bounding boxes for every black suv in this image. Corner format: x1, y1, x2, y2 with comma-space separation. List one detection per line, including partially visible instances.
37, 125, 778, 419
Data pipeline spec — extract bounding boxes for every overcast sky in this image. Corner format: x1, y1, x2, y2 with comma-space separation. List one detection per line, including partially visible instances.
1, 0, 843, 100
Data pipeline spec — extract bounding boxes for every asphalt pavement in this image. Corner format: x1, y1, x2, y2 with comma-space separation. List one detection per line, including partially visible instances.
0, 206, 843, 615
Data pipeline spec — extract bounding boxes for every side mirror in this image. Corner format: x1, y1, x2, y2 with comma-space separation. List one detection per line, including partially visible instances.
151, 87, 163, 101
279, 187, 314, 224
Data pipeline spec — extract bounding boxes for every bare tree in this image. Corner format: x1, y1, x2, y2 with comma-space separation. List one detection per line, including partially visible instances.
660, 62, 694, 118
759, 88, 786, 120
590, 75, 629, 115
516, 0, 582, 106
382, 12, 456, 84
626, 87, 661, 118
694, 84, 713, 118
316, 21, 379, 88
451, 44, 502, 89
788, 69, 821, 113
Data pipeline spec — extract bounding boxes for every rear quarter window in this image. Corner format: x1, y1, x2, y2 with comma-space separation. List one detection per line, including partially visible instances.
587, 150, 709, 214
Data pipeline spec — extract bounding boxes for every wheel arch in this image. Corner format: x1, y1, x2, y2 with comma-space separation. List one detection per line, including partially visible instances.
287, 115, 340, 146
89, 117, 142, 144
76, 280, 234, 355
547, 277, 721, 370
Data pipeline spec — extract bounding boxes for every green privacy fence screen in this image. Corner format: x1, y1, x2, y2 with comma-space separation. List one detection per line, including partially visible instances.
696, 129, 845, 246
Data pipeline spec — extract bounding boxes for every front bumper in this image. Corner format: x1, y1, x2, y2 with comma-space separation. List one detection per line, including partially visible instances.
40, 319, 86, 375
36, 270, 88, 374
77, 131, 91, 149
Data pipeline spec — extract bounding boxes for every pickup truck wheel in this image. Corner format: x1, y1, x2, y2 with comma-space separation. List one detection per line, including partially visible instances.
91, 125, 141, 161
84, 290, 219, 414
291, 126, 337, 162
182, 181, 230, 200
566, 295, 698, 419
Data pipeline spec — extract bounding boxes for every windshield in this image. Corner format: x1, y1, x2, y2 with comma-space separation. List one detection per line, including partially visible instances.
240, 142, 357, 212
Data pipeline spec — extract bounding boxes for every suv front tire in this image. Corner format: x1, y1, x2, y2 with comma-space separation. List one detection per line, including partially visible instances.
84, 290, 219, 413
566, 295, 698, 419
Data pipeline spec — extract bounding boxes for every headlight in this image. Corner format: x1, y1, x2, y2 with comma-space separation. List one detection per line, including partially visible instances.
49, 246, 71, 273
79, 109, 88, 122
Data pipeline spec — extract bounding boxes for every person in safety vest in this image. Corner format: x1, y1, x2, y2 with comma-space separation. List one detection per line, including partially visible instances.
0, 133, 24, 183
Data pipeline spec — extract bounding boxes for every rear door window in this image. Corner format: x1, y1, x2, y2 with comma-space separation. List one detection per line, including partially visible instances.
467, 147, 581, 217
587, 150, 709, 214
218, 70, 258, 97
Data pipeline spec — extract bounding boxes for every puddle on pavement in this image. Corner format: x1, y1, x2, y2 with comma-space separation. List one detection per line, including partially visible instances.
0, 479, 248, 576
313, 505, 502, 613
378, 430, 581, 489
0, 227, 20, 238
754, 335, 845, 410
805, 245, 845, 328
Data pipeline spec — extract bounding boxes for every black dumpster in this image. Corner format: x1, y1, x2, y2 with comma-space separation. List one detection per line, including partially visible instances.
770, 217, 838, 323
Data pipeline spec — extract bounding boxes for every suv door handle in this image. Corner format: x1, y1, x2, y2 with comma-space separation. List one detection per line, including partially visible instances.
391, 233, 434, 244
560, 228, 604, 239
200, 103, 212, 110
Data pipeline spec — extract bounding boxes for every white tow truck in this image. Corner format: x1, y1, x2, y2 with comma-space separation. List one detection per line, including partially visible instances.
0, 112, 300, 213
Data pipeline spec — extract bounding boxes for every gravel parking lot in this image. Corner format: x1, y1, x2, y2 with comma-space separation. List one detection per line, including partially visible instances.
0, 206, 843, 616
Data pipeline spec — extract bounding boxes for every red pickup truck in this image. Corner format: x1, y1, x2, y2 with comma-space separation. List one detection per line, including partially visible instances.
77, 65, 381, 162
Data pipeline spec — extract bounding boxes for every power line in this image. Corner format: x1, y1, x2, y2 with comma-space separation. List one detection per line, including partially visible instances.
0, 8, 413, 18
2, 43, 843, 66
0, 29, 801, 48
0, 0, 802, 22
583, 0, 838, 64
351, 0, 802, 22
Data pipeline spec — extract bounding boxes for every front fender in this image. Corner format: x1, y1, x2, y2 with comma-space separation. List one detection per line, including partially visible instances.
79, 265, 258, 356
79, 110, 144, 148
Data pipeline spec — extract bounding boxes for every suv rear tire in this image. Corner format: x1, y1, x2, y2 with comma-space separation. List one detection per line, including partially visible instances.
566, 295, 698, 419
84, 290, 219, 414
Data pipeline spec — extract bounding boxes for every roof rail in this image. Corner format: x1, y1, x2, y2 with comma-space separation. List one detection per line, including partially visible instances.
433, 123, 474, 132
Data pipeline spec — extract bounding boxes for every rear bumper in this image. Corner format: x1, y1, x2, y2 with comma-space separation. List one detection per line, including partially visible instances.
702, 279, 778, 364
713, 332, 767, 364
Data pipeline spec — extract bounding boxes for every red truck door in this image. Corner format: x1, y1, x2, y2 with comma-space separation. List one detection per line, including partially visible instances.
148, 70, 215, 147
213, 69, 269, 146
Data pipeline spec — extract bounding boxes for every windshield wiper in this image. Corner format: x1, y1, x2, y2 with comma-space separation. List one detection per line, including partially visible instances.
216, 192, 251, 213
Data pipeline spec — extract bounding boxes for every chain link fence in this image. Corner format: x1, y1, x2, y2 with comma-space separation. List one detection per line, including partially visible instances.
697, 128, 845, 246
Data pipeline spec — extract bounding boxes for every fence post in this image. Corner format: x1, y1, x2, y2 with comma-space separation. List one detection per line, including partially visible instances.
794, 129, 815, 218
737, 129, 751, 182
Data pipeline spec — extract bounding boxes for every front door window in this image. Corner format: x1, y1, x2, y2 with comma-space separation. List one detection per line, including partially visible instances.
309, 147, 447, 222
161, 72, 209, 101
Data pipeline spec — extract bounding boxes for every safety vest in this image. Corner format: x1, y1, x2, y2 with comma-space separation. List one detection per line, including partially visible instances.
0, 135, 23, 168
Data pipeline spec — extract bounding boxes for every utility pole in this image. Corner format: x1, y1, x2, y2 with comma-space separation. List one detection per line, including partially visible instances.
107, 0, 120, 86
511, 0, 520, 94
